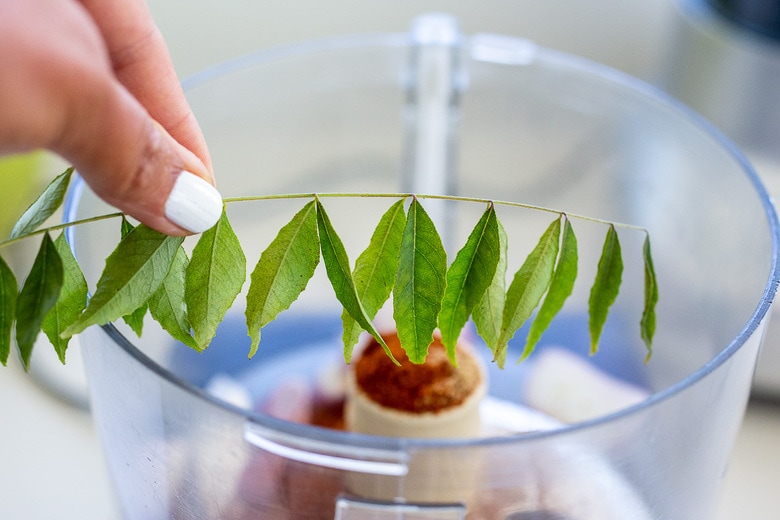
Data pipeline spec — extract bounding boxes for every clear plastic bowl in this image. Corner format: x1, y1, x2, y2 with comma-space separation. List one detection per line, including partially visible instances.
65, 14, 779, 520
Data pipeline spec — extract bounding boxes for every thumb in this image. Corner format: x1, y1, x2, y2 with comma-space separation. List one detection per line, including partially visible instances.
53, 80, 222, 236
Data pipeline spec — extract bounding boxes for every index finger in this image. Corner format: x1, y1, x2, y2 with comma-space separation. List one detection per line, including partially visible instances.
77, 0, 213, 177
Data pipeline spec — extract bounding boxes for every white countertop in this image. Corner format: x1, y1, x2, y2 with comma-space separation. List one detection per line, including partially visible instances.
0, 360, 116, 519
718, 400, 780, 520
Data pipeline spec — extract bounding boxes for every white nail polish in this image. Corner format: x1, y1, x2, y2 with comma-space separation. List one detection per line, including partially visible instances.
164, 171, 222, 233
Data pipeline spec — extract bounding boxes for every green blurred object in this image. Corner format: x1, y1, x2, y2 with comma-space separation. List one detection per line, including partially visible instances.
0, 152, 46, 238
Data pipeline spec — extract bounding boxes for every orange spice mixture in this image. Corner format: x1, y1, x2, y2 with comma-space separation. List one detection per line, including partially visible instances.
353, 331, 482, 414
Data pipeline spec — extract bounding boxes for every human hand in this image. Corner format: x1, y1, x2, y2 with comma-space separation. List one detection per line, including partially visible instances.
0, 0, 222, 235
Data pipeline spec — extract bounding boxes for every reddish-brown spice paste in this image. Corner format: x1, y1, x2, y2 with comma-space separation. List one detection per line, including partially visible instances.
353, 332, 482, 413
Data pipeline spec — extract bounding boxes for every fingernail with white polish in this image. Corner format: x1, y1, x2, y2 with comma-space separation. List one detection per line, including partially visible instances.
165, 171, 223, 233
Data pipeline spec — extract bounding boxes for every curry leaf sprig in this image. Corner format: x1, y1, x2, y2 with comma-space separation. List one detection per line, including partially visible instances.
0, 168, 658, 370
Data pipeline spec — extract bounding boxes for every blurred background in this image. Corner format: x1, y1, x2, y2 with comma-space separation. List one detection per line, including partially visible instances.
1, 0, 779, 517
147, 0, 674, 79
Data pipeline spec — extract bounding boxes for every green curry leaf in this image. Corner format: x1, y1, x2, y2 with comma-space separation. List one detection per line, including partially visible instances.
393, 198, 448, 364
473, 219, 508, 354
341, 199, 406, 357
118, 220, 149, 336
149, 243, 197, 351
117, 219, 155, 336
63, 225, 183, 337
316, 199, 396, 364
495, 218, 561, 367
41, 232, 88, 363
0, 255, 17, 366
588, 224, 623, 354
186, 208, 246, 350
10, 168, 73, 239
641, 235, 659, 362
521, 216, 578, 362
439, 204, 500, 362
245, 201, 320, 358
16, 233, 64, 370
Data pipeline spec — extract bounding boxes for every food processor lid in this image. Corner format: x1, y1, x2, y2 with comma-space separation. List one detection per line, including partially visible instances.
708, 0, 780, 40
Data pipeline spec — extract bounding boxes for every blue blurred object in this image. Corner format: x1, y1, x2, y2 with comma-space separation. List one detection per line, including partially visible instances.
708, 0, 780, 39
171, 310, 650, 406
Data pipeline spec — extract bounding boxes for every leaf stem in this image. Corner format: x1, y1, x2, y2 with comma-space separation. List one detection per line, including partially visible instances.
0, 193, 649, 252
0, 212, 124, 249
222, 193, 648, 233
